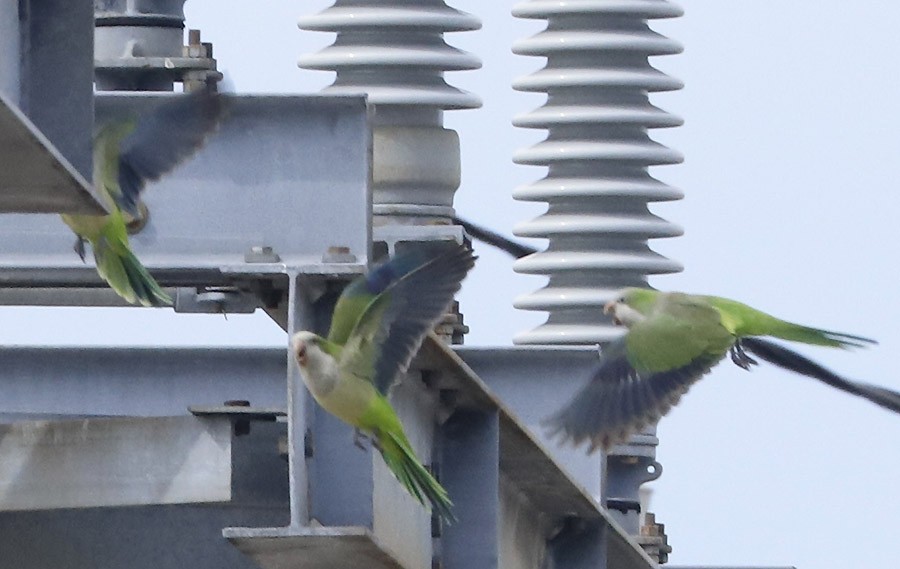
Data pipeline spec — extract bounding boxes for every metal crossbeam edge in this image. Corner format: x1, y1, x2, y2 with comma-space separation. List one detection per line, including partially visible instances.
0, 93, 103, 215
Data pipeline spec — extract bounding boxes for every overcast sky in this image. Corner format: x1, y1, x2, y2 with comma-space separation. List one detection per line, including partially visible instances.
3, 2, 899, 568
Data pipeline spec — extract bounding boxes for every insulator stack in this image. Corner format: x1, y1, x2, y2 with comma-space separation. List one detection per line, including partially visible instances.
298, 1, 481, 225
511, 0, 685, 345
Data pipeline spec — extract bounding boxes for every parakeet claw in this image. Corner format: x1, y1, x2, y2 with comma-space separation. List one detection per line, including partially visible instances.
73, 237, 87, 262
353, 428, 370, 450
730, 341, 759, 370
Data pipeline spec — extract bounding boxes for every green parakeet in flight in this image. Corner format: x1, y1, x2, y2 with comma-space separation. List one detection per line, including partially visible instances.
60, 87, 225, 306
291, 242, 476, 522
547, 288, 900, 451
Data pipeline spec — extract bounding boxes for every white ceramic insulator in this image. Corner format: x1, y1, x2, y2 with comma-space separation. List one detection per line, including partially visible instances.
512, 0, 685, 345
298, 1, 481, 221
298, 2, 482, 117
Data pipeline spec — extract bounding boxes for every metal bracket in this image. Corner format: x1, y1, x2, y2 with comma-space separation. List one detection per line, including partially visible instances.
175, 287, 260, 315
606, 426, 663, 536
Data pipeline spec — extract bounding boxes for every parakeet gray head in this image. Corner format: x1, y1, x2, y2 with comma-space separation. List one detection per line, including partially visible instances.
291, 331, 341, 398
604, 287, 658, 327
291, 331, 325, 368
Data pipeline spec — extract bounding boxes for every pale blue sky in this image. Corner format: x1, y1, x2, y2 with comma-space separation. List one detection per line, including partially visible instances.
3, 2, 899, 568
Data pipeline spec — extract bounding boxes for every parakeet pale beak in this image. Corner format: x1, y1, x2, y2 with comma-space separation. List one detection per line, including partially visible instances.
294, 342, 307, 366
604, 300, 623, 326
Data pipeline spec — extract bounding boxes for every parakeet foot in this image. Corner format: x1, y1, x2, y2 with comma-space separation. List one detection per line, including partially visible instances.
73, 237, 87, 262
730, 341, 759, 370
125, 201, 150, 235
353, 428, 371, 450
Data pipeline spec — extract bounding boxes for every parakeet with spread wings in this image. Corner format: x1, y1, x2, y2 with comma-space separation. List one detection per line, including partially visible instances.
291, 242, 476, 522
547, 288, 900, 451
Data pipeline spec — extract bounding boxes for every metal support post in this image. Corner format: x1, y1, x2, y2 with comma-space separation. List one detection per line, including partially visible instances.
285, 273, 313, 527
307, 405, 375, 527
17, 0, 94, 181
440, 409, 500, 569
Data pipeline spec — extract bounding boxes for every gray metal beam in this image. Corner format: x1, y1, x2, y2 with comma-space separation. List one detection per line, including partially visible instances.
0, 93, 101, 214
0, 0, 19, 103
225, 527, 405, 569
457, 345, 668, 560
546, 520, 608, 569
455, 345, 605, 497
441, 410, 500, 569
0, 346, 287, 417
285, 274, 314, 526
307, 404, 374, 527
0, 94, 371, 298
422, 337, 657, 569
17, 0, 95, 184
0, 415, 231, 511
0, 505, 289, 569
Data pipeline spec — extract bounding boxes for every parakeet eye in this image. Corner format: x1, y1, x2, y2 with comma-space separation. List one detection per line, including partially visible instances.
296, 343, 307, 358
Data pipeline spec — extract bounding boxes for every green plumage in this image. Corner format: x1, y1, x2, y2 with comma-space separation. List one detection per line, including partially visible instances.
61, 121, 170, 307
624, 292, 734, 373
546, 288, 898, 452
702, 295, 872, 348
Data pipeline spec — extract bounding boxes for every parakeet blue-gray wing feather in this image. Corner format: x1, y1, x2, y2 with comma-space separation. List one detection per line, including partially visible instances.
116, 89, 225, 216
341, 243, 476, 395
544, 337, 724, 451
329, 242, 466, 346
452, 215, 537, 259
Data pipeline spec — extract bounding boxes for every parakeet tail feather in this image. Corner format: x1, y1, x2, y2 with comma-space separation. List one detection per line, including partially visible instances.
764, 321, 876, 349
741, 338, 900, 414
93, 237, 171, 307
378, 430, 455, 524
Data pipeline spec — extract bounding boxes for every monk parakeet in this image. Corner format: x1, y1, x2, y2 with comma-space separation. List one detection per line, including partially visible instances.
291, 242, 476, 522
547, 288, 900, 451
60, 87, 225, 306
